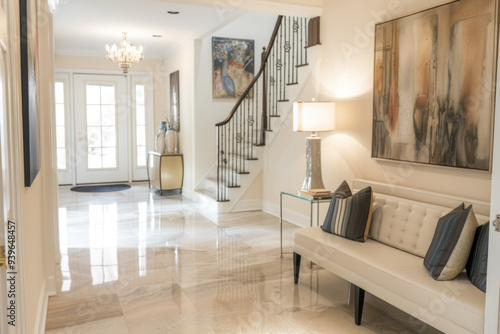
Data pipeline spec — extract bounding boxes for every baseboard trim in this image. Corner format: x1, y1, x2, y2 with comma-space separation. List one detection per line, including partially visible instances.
34, 280, 49, 334
231, 199, 262, 212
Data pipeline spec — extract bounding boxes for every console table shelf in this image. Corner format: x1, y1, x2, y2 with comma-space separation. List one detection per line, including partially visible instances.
147, 152, 183, 194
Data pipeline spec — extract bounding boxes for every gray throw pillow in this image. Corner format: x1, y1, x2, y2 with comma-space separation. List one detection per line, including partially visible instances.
466, 222, 488, 292
321, 181, 373, 242
424, 204, 478, 280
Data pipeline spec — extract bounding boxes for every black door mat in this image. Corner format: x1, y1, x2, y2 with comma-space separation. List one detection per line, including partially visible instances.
70, 184, 131, 192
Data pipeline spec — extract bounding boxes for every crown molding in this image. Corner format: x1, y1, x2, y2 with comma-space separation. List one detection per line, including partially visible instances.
159, 0, 323, 18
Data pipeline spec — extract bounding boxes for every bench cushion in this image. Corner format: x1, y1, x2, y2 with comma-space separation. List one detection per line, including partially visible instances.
294, 226, 485, 334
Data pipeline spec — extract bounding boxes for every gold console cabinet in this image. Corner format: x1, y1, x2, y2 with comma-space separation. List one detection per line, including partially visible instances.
147, 152, 183, 194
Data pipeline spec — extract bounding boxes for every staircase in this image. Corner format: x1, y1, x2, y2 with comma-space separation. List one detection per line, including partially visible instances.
195, 15, 319, 213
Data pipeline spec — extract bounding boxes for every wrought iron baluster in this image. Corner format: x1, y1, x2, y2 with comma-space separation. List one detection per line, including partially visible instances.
300, 17, 304, 65
214, 16, 313, 201
293, 17, 300, 83
238, 105, 243, 173
302, 19, 309, 64
289, 16, 293, 84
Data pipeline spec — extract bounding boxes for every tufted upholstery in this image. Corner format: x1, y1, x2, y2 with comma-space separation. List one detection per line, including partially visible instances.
369, 196, 447, 257
352, 180, 490, 258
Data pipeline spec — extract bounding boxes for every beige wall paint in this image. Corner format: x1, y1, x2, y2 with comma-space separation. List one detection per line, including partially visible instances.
317, 0, 491, 201
264, 0, 493, 227
161, 41, 196, 195
16, 1, 57, 332
22, 178, 46, 334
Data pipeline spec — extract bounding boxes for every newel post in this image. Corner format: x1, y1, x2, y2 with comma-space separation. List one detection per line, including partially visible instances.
260, 46, 267, 145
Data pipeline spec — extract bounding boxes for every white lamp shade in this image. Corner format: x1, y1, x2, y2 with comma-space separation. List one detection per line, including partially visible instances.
293, 101, 335, 132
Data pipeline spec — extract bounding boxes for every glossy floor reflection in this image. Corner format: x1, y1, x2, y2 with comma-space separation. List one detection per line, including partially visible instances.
46, 183, 442, 333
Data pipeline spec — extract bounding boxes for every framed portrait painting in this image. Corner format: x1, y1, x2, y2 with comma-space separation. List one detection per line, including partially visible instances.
372, 0, 497, 171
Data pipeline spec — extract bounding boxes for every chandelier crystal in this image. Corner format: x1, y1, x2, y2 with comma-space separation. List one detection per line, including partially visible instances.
106, 32, 143, 73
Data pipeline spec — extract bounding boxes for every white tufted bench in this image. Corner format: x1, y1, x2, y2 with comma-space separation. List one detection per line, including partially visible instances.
293, 179, 490, 334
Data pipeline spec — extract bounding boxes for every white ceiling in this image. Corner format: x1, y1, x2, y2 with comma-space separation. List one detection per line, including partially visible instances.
52, 0, 323, 59
52, 0, 245, 59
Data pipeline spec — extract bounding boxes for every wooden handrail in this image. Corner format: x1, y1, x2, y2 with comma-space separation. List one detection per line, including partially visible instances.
215, 15, 283, 127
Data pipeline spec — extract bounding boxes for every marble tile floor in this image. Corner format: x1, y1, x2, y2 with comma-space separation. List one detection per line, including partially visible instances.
45, 183, 442, 333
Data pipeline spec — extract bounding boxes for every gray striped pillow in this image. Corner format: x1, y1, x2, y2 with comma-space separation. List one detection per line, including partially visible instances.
424, 204, 478, 280
321, 181, 373, 242
466, 222, 488, 292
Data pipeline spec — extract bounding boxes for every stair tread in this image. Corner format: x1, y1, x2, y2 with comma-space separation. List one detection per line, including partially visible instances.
206, 177, 241, 188
226, 152, 258, 160
196, 189, 217, 200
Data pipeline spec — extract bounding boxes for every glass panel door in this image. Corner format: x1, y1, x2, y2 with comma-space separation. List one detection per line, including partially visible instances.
55, 73, 72, 185
130, 75, 153, 181
74, 74, 128, 184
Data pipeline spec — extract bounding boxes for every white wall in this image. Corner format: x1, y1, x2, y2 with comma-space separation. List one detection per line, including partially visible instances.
161, 41, 196, 196
193, 12, 278, 186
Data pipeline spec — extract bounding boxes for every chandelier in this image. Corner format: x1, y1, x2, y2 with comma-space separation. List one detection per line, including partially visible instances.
106, 32, 143, 73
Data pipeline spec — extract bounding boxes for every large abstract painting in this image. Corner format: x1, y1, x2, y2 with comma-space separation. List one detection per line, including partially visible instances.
372, 0, 497, 171
212, 37, 254, 98
20, 0, 40, 186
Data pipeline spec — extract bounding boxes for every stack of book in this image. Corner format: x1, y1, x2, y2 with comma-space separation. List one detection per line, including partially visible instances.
298, 189, 333, 200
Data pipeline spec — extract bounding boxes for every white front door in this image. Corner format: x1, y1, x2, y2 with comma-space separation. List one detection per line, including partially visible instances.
74, 74, 129, 184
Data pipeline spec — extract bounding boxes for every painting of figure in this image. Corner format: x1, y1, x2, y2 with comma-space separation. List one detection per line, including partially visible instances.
212, 37, 254, 99
372, 0, 496, 171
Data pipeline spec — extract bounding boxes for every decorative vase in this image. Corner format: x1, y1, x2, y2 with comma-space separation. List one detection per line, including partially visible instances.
155, 121, 168, 154
165, 129, 176, 154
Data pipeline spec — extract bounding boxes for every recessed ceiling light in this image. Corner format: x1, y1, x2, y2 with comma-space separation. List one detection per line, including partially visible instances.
167, 11, 179, 14
152, 34, 162, 38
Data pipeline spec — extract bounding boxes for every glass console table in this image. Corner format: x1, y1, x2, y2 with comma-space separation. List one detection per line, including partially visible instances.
280, 191, 333, 257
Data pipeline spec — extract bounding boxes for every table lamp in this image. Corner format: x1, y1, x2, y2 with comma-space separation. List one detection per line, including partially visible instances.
293, 101, 335, 195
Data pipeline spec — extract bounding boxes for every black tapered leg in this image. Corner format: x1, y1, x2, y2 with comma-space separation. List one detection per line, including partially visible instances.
354, 285, 365, 325
293, 252, 301, 284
